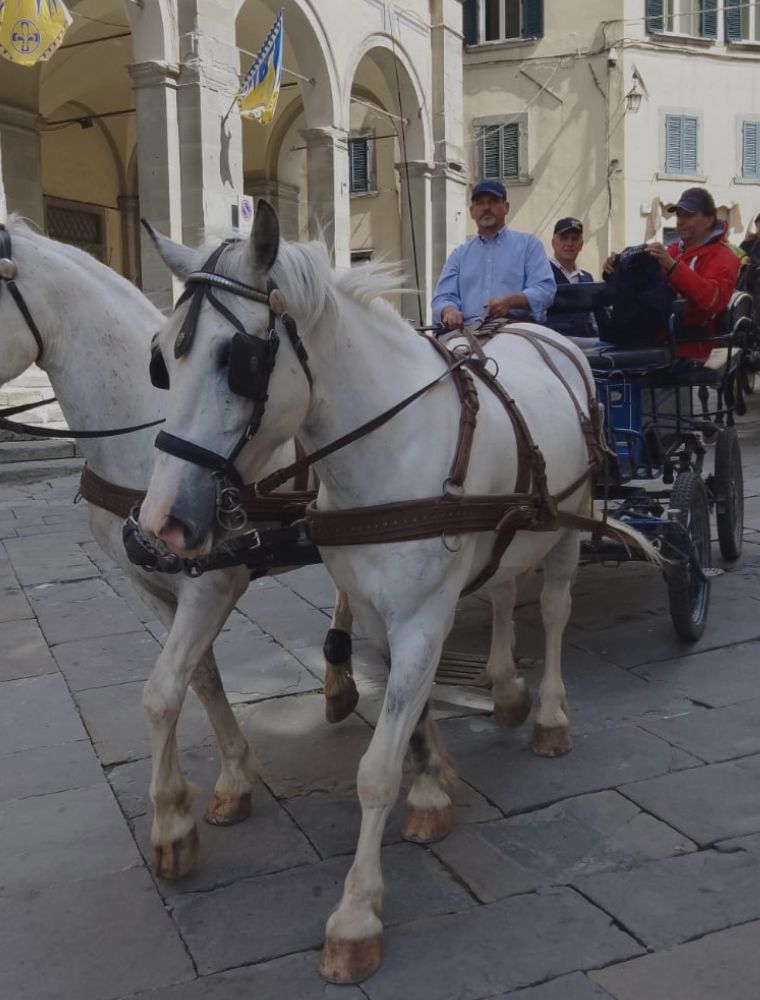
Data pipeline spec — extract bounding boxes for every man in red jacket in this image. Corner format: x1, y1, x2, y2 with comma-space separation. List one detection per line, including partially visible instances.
645, 187, 739, 360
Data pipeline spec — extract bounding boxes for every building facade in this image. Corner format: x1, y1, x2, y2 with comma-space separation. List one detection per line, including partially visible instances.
0, 0, 468, 321
462, 0, 760, 275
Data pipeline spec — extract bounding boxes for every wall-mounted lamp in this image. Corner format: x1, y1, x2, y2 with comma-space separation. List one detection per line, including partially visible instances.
625, 74, 644, 113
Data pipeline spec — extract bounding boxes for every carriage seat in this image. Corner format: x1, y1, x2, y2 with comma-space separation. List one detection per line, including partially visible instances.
584, 345, 670, 371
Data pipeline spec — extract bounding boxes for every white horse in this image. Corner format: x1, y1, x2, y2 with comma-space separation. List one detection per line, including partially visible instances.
138, 202, 658, 983
0, 218, 357, 880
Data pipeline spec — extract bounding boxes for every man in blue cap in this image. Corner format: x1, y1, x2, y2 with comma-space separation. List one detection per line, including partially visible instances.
432, 179, 556, 331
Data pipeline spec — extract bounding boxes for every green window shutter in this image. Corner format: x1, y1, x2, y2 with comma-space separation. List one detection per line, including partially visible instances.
522, 0, 543, 38
699, 0, 717, 38
502, 123, 520, 179
646, 0, 664, 33
462, 0, 479, 46
682, 116, 698, 173
742, 122, 760, 179
665, 115, 683, 173
349, 138, 369, 193
480, 126, 502, 179
725, 2, 743, 41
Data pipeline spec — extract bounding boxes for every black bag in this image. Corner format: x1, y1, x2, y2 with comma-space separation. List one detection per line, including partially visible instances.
594, 245, 675, 347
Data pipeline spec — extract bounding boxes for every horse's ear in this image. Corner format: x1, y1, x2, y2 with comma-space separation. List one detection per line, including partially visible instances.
141, 219, 203, 281
250, 199, 280, 274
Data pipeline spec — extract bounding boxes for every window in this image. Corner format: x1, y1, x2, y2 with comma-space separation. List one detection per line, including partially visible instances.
474, 115, 528, 183
664, 114, 699, 175
348, 133, 375, 195
350, 249, 373, 265
44, 198, 106, 261
742, 121, 760, 179
462, 0, 543, 46
646, 0, 717, 38
726, 2, 760, 42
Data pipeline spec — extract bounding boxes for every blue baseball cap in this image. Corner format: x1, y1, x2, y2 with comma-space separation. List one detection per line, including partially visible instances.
471, 179, 507, 201
665, 187, 716, 215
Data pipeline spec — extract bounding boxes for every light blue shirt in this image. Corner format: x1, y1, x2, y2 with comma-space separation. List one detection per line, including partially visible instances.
432, 226, 556, 324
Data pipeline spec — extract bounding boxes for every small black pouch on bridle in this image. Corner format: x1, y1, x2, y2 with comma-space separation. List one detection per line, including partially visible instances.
227, 328, 279, 400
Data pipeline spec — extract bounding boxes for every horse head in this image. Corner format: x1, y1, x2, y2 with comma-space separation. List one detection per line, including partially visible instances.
139, 200, 315, 557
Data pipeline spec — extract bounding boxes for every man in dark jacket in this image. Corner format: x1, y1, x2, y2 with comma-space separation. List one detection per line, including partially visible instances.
545, 217, 597, 341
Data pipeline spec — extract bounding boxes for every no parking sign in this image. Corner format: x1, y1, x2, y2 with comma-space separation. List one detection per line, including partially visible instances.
238, 195, 254, 236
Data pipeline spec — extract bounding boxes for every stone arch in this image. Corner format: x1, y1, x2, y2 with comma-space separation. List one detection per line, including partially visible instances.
124, 0, 177, 63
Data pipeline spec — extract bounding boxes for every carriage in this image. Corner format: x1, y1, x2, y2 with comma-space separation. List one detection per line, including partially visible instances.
546, 279, 751, 642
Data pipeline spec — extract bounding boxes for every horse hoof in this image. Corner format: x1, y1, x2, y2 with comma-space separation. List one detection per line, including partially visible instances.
319, 934, 382, 984
204, 791, 252, 826
402, 805, 453, 844
493, 686, 532, 729
152, 826, 199, 880
324, 664, 359, 724
531, 724, 572, 758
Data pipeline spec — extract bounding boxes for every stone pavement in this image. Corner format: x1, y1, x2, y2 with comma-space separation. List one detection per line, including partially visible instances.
1, 404, 760, 1000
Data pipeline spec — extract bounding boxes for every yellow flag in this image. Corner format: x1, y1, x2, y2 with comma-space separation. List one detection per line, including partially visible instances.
238, 9, 283, 125
0, 0, 72, 67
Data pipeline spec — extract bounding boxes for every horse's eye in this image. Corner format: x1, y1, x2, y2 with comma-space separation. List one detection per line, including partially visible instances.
217, 343, 231, 370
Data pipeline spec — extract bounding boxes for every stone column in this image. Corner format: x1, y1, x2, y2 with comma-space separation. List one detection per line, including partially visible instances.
300, 126, 350, 268
244, 177, 301, 242
127, 61, 183, 313
397, 160, 434, 325
0, 104, 44, 228
175, 0, 244, 248
117, 194, 141, 286
430, 0, 468, 280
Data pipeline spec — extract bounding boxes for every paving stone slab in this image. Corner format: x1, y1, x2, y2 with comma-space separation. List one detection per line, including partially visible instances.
0, 783, 141, 891
575, 846, 760, 949
76, 679, 213, 765
0, 585, 32, 622
620, 754, 760, 845
0, 867, 194, 1000
0, 673, 87, 754
0, 739, 103, 803
638, 698, 760, 763
0, 616, 57, 680
431, 790, 694, 902
27, 577, 145, 645
590, 920, 760, 1000
275, 563, 337, 609
362, 887, 642, 1000
235, 579, 332, 648
632, 638, 760, 707
171, 843, 475, 974
52, 629, 161, 691
108, 747, 319, 894
284, 778, 500, 859
126, 950, 364, 1000
232, 692, 373, 797
2, 534, 96, 585
440, 718, 700, 815
497, 972, 614, 999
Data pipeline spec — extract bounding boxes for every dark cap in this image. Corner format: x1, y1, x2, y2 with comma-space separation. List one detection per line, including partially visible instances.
471, 179, 507, 201
665, 187, 716, 216
553, 217, 583, 236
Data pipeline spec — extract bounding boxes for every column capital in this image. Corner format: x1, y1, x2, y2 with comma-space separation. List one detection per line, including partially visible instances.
127, 60, 181, 89
300, 126, 349, 150
395, 159, 436, 179
0, 103, 45, 133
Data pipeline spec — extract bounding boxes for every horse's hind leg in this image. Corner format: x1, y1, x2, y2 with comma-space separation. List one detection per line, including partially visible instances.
402, 704, 455, 844
531, 529, 579, 758
323, 589, 359, 723
191, 650, 258, 826
485, 577, 532, 728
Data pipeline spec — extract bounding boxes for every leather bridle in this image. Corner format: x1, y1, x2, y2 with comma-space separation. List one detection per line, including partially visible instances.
0, 222, 45, 363
150, 239, 313, 530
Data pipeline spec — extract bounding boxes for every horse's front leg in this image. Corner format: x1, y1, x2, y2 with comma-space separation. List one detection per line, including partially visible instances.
319, 622, 446, 984
485, 577, 532, 728
402, 705, 456, 843
323, 589, 359, 723
531, 529, 579, 757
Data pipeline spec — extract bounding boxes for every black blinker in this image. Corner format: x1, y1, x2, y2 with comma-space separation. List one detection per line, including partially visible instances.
227, 330, 279, 400
149, 342, 170, 390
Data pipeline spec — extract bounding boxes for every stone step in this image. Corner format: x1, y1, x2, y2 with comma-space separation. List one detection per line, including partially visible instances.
0, 456, 85, 485
0, 439, 80, 464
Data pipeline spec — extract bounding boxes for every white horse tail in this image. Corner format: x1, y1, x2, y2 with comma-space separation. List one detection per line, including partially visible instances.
599, 513, 665, 567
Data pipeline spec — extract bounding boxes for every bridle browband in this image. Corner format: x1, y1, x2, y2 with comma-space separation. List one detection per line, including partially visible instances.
150, 238, 313, 531
0, 222, 165, 440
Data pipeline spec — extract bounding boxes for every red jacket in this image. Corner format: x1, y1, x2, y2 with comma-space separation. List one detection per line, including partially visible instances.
666, 229, 739, 360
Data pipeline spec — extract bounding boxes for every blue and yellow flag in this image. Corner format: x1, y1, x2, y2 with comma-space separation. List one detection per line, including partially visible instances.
0, 0, 72, 67
238, 9, 283, 125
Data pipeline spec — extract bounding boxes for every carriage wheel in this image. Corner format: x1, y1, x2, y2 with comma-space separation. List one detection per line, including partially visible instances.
664, 472, 711, 642
742, 368, 756, 396
714, 426, 744, 562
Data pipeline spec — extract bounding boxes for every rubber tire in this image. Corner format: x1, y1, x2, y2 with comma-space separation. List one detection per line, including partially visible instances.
714, 426, 744, 562
665, 472, 711, 643
742, 368, 756, 396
